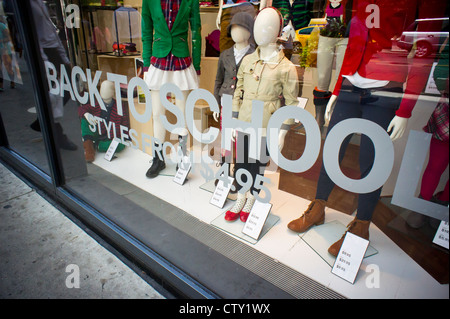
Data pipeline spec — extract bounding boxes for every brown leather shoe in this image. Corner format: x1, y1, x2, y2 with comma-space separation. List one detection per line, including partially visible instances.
287, 199, 326, 233
328, 218, 370, 257
83, 139, 95, 163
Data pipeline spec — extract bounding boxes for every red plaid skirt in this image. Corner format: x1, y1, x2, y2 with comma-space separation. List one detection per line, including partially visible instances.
424, 100, 449, 142
150, 54, 192, 71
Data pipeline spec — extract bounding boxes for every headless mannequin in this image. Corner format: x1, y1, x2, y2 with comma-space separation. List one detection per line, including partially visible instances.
143, 0, 201, 178
225, 8, 295, 222
314, 0, 348, 132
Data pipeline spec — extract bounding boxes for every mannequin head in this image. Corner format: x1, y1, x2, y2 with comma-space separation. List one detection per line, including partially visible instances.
100, 80, 115, 103
329, 0, 342, 7
253, 8, 282, 47
227, 11, 254, 46
231, 25, 251, 45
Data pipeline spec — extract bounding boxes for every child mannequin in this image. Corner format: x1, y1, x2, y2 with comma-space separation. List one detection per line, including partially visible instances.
141, 0, 201, 178
313, 0, 349, 132
213, 12, 255, 195
225, 7, 299, 222
79, 80, 129, 162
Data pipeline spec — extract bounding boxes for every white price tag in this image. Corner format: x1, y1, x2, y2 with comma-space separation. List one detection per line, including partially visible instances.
331, 232, 369, 284
210, 176, 234, 208
173, 158, 191, 185
104, 139, 120, 162
432, 221, 449, 249
242, 201, 272, 240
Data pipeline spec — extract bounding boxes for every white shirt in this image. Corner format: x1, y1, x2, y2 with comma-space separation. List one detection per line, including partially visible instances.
234, 44, 251, 65
343, 71, 389, 89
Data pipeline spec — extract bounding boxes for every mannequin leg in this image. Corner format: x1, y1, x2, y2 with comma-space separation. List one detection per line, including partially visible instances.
419, 138, 449, 201
314, 36, 337, 130
146, 90, 167, 178
151, 90, 167, 144
316, 35, 337, 92
334, 37, 348, 82
315, 90, 362, 201
175, 90, 190, 159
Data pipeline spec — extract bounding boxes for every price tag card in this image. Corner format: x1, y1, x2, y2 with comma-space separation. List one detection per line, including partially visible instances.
432, 221, 449, 249
331, 232, 369, 284
210, 176, 234, 208
104, 139, 120, 162
173, 157, 191, 185
242, 201, 272, 240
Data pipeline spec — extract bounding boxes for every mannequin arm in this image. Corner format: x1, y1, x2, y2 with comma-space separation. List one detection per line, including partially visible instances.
216, 1, 223, 29
387, 116, 408, 141
278, 128, 288, 151
325, 95, 338, 122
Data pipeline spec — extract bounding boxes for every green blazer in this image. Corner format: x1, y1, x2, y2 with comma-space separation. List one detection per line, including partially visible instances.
141, 0, 202, 71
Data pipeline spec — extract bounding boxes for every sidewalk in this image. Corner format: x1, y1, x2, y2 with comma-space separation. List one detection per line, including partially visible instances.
0, 161, 170, 299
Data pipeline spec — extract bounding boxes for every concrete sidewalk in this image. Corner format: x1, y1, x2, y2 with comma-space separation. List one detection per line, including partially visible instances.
0, 162, 170, 299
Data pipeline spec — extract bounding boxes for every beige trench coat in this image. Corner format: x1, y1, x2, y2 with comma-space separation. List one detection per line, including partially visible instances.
232, 48, 299, 132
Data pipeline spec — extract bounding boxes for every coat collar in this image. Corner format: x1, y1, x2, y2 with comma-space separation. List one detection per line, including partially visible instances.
252, 46, 286, 66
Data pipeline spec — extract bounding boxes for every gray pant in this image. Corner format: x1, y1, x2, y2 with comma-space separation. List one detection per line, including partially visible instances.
316, 35, 348, 92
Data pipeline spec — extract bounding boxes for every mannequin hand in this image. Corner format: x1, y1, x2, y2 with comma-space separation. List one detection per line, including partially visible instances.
213, 112, 220, 122
278, 129, 288, 151
231, 129, 236, 143
387, 115, 408, 141
325, 95, 338, 122
84, 113, 98, 126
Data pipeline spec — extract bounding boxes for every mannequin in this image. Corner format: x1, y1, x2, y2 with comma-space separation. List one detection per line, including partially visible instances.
213, 12, 255, 193
141, 0, 201, 178
216, 0, 266, 52
313, 0, 350, 132
225, 7, 299, 222
287, 0, 446, 256
79, 80, 130, 162
407, 39, 449, 228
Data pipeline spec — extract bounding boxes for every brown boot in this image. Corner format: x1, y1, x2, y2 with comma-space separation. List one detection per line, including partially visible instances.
287, 199, 326, 233
83, 139, 96, 163
328, 218, 370, 257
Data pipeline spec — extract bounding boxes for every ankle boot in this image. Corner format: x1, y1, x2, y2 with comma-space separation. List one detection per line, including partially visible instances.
146, 149, 166, 178
288, 199, 326, 233
328, 218, 370, 257
313, 88, 332, 130
83, 139, 96, 163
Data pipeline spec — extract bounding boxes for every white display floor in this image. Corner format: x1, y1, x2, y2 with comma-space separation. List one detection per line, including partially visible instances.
91, 146, 449, 299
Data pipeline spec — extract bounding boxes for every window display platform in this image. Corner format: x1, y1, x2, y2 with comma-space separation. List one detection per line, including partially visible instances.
90, 146, 448, 299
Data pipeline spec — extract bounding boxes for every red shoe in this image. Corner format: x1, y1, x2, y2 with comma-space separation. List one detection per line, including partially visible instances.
224, 210, 240, 221
240, 211, 250, 222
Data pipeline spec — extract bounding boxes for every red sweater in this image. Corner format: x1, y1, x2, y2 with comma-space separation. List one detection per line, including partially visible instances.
333, 0, 447, 118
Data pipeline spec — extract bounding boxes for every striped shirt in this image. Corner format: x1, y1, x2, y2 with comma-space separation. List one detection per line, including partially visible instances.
272, 0, 314, 30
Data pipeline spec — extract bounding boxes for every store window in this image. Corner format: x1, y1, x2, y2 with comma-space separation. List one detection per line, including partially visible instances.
0, 0, 52, 175
7, 0, 448, 298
